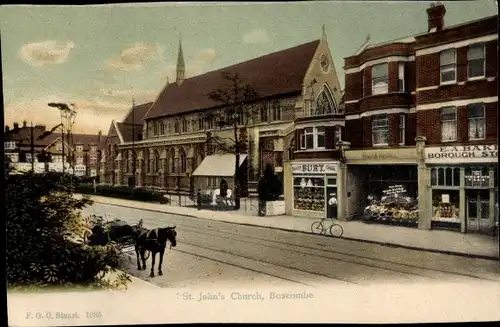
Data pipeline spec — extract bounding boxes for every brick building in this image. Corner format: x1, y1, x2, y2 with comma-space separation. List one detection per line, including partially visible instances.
4, 121, 102, 177
341, 3, 498, 234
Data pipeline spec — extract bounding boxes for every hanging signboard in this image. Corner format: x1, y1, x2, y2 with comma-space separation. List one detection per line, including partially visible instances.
425, 144, 498, 163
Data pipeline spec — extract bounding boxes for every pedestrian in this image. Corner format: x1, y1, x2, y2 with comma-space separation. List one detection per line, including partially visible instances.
196, 191, 202, 210
328, 193, 338, 220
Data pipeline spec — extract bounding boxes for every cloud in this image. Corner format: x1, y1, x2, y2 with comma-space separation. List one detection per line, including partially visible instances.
243, 29, 271, 45
106, 42, 164, 72
4, 95, 131, 135
19, 40, 75, 67
196, 48, 219, 64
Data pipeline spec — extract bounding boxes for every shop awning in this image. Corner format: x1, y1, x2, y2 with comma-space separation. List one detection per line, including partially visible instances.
192, 153, 247, 177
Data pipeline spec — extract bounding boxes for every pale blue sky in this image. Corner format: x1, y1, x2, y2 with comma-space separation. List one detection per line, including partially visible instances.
1, 1, 497, 134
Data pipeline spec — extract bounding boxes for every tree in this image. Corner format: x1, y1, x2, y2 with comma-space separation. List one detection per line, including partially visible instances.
207, 72, 258, 210
6, 172, 130, 291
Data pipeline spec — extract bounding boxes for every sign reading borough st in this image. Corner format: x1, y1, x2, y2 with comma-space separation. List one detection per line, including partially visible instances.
425, 144, 498, 163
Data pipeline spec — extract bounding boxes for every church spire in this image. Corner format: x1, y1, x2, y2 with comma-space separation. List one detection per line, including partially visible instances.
176, 36, 185, 85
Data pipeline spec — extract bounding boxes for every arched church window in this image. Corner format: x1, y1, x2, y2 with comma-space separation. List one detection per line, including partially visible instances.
314, 86, 337, 116
179, 149, 187, 173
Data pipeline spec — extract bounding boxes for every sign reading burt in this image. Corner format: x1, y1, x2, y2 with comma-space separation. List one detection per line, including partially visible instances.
292, 163, 338, 174
425, 145, 498, 163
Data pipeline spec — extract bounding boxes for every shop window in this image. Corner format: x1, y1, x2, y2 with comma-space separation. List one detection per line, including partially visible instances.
465, 166, 489, 188
299, 127, 324, 150
440, 49, 456, 84
467, 103, 485, 140
372, 114, 388, 146
432, 189, 460, 221
440, 107, 457, 142
467, 43, 485, 79
431, 166, 460, 187
293, 175, 328, 211
371, 63, 388, 95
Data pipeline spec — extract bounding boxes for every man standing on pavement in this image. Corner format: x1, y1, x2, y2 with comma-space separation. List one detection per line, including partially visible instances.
328, 193, 338, 220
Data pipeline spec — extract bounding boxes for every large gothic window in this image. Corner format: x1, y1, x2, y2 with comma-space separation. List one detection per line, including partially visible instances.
179, 149, 187, 173
312, 86, 337, 116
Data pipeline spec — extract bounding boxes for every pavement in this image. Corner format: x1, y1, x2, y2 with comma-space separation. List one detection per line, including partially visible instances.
74, 193, 500, 260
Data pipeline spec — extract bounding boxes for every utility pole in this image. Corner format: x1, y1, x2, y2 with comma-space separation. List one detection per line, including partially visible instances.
132, 95, 136, 187
30, 122, 35, 172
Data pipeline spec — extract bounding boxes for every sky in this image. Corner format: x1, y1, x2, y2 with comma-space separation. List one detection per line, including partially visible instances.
1, 1, 497, 134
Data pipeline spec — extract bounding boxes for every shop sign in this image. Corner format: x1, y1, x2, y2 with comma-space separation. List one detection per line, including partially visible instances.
425, 145, 498, 163
382, 184, 407, 197
292, 163, 337, 174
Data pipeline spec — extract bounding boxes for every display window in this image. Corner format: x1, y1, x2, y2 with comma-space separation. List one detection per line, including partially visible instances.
432, 189, 460, 222
431, 166, 460, 187
293, 175, 337, 212
464, 166, 489, 188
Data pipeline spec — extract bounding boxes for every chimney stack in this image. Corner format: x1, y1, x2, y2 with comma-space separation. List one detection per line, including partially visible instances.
426, 2, 446, 32
22, 120, 27, 128
13, 122, 19, 130
5, 125, 10, 133
98, 130, 102, 143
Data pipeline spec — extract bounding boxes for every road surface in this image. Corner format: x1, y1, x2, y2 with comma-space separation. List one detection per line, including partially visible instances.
82, 203, 500, 289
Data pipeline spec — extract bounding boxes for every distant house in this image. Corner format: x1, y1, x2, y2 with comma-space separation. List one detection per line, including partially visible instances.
4, 120, 103, 177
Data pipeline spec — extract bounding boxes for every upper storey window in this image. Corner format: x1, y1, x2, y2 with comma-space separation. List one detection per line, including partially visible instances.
372, 114, 389, 146
371, 64, 388, 95
440, 49, 456, 84
467, 44, 485, 79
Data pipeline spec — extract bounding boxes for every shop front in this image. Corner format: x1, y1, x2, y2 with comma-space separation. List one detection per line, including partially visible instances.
360, 165, 419, 227
289, 161, 340, 219
425, 144, 498, 234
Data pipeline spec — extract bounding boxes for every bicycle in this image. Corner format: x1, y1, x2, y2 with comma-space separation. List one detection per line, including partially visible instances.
310, 217, 344, 237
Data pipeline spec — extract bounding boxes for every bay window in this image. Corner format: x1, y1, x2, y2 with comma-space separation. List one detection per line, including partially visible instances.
371, 64, 388, 95
440, 49, 456, 84
398, 63, 405, 92
300, 127, 324, 150
441, 106, 457, 142
467, 103, 485, 140
372, 114, 389, 146
467, 44, 485, 79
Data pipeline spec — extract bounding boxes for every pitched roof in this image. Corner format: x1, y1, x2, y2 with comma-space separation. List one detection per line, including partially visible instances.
123, 102, 153, 125
115, 122, 143, 143
144, 40, 320, 120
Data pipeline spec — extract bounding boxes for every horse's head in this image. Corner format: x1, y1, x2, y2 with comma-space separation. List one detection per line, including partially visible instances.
158, 226, 177, 248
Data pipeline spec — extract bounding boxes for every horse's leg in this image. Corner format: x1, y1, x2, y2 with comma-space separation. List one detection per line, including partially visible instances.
140, 246, 147, 270
149, 251, 156, 278
135, 244, 142, 270
158, 247, 165, 276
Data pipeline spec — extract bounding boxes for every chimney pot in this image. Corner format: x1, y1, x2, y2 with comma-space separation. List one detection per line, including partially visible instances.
426, 2, 446, 32
13, 122, 19, 129
5, 125, 10, 132
22, 120, 27, 127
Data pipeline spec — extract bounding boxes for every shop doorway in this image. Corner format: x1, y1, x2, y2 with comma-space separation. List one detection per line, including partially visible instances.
466, 190, 490, 233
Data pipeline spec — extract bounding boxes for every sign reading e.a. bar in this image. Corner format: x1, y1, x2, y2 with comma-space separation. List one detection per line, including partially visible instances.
424, 144, 498, 163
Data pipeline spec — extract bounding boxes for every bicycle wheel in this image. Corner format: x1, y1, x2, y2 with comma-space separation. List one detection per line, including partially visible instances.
311, 221, 324, 234
329, 223, 344, 237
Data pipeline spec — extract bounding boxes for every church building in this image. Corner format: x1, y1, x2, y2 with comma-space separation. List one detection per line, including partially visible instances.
101, 27, 344, 201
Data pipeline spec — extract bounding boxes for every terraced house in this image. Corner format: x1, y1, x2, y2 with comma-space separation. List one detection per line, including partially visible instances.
342, 3, 498, 234
101, 27, 344, 199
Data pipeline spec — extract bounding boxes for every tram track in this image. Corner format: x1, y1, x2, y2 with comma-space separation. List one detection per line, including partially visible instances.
86, 204, 500, 284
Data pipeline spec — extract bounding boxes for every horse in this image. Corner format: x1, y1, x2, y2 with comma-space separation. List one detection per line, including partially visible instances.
134, 226, 177, 277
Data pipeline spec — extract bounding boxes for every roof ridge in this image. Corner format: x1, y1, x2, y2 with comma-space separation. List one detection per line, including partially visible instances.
183, 39, 321, 82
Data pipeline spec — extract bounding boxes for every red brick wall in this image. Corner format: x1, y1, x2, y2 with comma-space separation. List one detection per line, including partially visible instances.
388, 113, 400, 146
359, 93, 413, 112
417, 79, 497, 104
416, 102, 498, 146
362, 116, 373, 147
416, 52, 440, 88
388, 62, 399, 93
485, 40, 498, 78
345, 119, 363, 149
345, 71, 362, 103
407, 113, 417, 146
362, 68, 372, 97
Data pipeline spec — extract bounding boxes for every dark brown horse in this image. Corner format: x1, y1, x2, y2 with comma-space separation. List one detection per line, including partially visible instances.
135, 226, 177, 277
